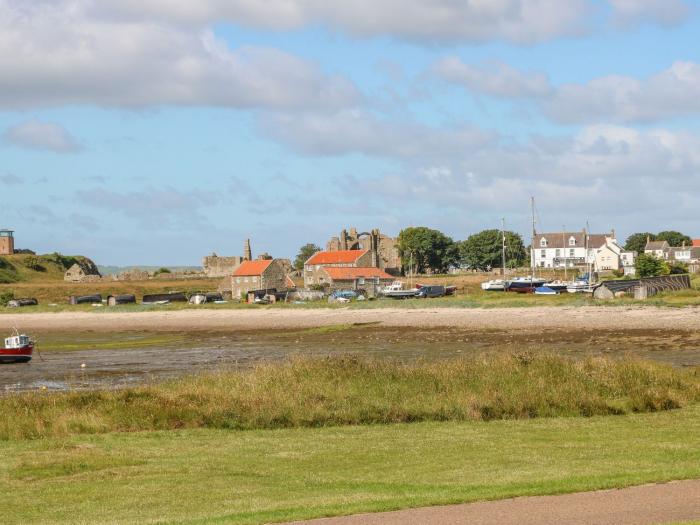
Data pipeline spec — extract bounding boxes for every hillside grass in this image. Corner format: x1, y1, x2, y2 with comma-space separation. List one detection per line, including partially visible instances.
1, 405, 699, 524
2, 354, 698, 440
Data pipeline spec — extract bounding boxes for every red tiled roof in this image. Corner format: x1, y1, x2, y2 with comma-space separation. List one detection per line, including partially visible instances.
693, 239, 700, 247
232, 260, 273, 276
323, 266, 394, 280
306, 250, 368, 265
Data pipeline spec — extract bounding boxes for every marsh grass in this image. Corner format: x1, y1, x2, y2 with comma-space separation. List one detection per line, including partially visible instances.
2, 354, 698, 440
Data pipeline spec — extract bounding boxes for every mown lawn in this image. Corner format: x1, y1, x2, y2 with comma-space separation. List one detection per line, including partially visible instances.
1, 405, 699, 524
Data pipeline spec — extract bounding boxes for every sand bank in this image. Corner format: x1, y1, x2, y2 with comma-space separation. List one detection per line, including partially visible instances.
1, 306, 699, 332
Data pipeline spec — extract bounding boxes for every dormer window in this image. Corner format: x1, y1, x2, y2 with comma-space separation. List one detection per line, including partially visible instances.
540, 238, 547, 247
569, 237, 576, 246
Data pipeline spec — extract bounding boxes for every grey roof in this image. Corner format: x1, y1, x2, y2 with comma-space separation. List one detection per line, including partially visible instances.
644, 241, 669, 251
535, 232, 610, 249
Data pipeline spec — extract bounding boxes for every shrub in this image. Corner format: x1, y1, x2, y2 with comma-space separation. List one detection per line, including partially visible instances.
0, 290, 15, 306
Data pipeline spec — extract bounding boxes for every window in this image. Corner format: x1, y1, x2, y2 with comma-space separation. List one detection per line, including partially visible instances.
569, 237, 576, 246
540, 238, 547, 247
569, 249, 575, 257
540, 250, 546, 258
555, 249, 560, 257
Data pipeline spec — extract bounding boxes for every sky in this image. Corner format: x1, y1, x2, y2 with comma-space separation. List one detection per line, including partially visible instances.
1, 0, 700, 265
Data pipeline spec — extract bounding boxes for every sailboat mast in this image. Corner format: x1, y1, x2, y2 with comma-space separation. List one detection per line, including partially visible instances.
530, 196, 536, 278
501, 217, 506, 278
562, 226, 567, 280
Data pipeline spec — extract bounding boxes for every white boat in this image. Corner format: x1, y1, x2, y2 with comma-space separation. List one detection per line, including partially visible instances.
381, 281, 405, 294
534, 286, 558, 295
481, 279, 506, 291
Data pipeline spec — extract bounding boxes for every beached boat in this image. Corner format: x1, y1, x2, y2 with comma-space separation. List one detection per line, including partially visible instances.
506, 276, 547, 293
1, 330, 34, 363
544, 280, 569, 292
534, 286, 558, 295
381, 281, 419, 299
481, 279, 506, 291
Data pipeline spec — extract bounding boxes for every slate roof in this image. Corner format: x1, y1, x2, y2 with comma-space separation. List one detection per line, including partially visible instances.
645, 241, 669, 251
535, 232, 610, 249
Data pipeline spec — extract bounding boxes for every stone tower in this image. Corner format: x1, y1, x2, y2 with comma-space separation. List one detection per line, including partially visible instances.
244, 239, 252, 261
0, 229, 14, 256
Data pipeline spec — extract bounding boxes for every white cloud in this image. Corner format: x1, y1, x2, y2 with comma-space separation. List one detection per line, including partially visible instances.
3, 120, 82, 152
260, 109, 497, 158
0, 2, 358, 110
93, 0, 593, 44
344, 125, 700, 225
435, 58, 700, 124
433, 57, 552, 98
545, 61, 700, 123
609, 0, 692, 28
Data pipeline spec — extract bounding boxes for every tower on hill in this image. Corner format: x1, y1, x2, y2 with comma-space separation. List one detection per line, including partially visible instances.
0, 229, 14, 255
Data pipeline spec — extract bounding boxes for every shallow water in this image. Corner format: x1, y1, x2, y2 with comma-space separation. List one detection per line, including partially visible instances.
1, 327, 699, 393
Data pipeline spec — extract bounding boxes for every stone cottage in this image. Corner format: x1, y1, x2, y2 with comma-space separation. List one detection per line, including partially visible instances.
303, 250, 373, 287
319, 267, 394, 296
64, 261, 102, 282
230, 259, 291, 299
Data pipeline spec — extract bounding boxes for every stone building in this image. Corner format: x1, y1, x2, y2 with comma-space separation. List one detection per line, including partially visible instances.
230, 259, 292, 299
319, 267, 394, 296
64, 261, 102, 282
0, 229, 15, 255
326, 228, 400, 275
303, 249, 379, 287
202, 239, 254, 278
202, 254, 244, 277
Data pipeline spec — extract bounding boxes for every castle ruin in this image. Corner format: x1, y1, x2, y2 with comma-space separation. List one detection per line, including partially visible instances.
326, 227, 401, 275
202, 239, 254, 278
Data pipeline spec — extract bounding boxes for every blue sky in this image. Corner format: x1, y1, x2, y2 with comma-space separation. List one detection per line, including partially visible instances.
1, 0, 700, 265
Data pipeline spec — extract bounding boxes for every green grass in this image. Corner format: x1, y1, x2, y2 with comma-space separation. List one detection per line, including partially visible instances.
2, 355, 698, 440
1, 405, 699, 524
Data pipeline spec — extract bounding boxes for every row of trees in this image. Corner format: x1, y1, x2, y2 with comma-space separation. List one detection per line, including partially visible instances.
396, 227, 528, 274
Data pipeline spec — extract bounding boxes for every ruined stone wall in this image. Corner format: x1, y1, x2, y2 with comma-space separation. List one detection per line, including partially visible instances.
202, 255, 244, 277
325, 227, 400, 275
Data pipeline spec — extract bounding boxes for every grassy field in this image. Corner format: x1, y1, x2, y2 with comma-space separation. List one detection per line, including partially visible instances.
0, 405, 699, 524
2, 355, 698, 440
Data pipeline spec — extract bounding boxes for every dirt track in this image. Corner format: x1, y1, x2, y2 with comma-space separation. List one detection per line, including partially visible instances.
285, 480, 700, 525
1, 306, 700, 332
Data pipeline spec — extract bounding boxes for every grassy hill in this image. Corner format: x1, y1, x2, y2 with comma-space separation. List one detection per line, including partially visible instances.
0, 253, 98, 284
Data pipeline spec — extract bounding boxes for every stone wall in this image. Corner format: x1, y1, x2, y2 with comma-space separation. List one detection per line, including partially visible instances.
304, 251, 374, 287
0, 235, 14, 256
202, 255, 244, 277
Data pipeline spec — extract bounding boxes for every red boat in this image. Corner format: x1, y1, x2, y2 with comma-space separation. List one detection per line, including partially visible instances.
1, 331, 34, 363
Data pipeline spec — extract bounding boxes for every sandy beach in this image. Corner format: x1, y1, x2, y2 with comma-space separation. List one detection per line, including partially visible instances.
1, 306, 699, 332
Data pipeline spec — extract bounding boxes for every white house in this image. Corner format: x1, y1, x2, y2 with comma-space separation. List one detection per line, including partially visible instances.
530, 231, 611, 269
620, 250, 637, 276
644, 240, 670, 259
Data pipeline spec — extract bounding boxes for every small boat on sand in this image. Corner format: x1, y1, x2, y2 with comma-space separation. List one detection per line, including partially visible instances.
534, 286, 558, 295
1, 330, 34, 363
381, 281, 419, 299
506, 276, 547, 293
481, 279, 506, 291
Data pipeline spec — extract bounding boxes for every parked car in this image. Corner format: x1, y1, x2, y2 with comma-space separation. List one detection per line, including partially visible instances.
415, 285, 446, 298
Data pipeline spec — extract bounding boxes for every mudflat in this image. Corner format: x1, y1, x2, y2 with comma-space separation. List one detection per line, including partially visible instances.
1, 305, 700, 332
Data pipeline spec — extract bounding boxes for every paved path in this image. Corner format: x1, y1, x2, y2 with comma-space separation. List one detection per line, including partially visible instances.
285, 480, 700, 525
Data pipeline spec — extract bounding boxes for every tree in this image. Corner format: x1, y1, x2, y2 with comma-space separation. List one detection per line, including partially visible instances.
154, 267, 171, 276
396, 227, 457, 274
635, 254, 669, 278
458, 229, 527, 271
656, 230, 692, 248
294, 243, 321, 271
624, 233, 655, 254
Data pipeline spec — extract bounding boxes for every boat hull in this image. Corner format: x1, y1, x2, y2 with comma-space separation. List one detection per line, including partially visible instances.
506, 279, 547, 293
0, 344, 33, 363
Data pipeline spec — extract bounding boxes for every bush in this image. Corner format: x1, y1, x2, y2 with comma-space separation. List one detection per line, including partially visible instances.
154, 267, 171, 276
23, 255, 45, 272
0, 290, 15, 306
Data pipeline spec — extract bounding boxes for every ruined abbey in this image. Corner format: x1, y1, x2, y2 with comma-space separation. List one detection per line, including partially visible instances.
326, 227, 401, 275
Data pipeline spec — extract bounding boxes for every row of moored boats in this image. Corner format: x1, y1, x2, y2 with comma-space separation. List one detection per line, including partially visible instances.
481, 276, 598, 294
